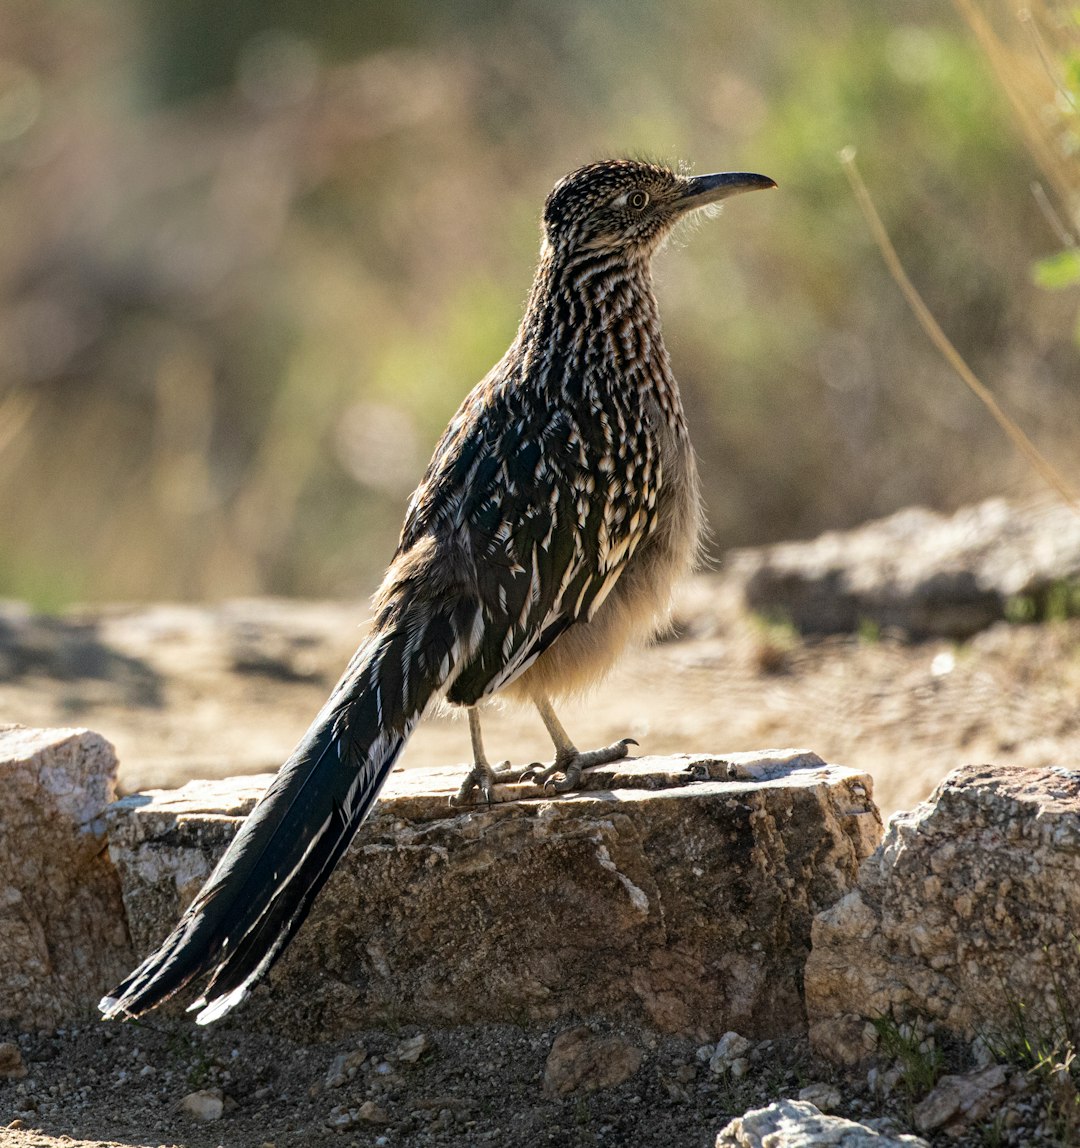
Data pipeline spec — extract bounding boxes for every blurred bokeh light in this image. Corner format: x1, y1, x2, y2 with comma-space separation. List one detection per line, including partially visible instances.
0, 0, 1076, 607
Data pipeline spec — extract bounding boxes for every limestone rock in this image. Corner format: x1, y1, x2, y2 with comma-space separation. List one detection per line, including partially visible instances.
542, 1026, 642, 1096
798, 1083, 842, 1113
106, 749, 881, 1040
0, 726, 133, 1029
708, 1031, 752, 1075
180, 1087, 224, 1121
715, 1099, 929, 1146
726, 497, 1080, 638
912, 1064, 1010, 1135
806, 764, 1080, 1063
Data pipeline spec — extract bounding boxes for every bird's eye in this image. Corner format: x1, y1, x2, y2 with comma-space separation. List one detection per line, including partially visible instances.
627, 190, 649, 210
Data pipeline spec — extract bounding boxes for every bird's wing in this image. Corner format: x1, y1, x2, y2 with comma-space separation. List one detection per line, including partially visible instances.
398, 372, 659, 706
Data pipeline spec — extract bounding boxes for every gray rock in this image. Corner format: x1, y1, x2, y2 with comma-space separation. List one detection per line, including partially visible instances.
0, 726, 133, 1029
798, 1083, 842, 1112
709, 1031, 752, 1075
325, 1047, 367, 1087
726, 497, 1080, 638
913, 1064, 1010, 1134
106, 750, 882, 1040
715, 1099, 929, 1146
806, 763, 1080, 1063
180, 1087, 224, 1121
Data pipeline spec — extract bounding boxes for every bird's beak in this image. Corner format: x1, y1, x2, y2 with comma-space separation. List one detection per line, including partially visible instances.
677, 171, 777, 212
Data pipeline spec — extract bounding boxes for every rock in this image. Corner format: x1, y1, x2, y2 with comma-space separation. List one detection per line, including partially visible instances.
913, 1064, 1010, 1134
106, 749, 881, 1040
0, 1041, 27, 1080
806, 764, 1080, 1063
542, 1026, 643, 1096
325, 1047, 367, 1087
328, 1104, 355, 1128
725, 497, 1080, 638
394, 1034, 430, 1063
180, 1087, 224, 1121
798, 1082, 842, 1112
0, 726, 133, 1028
356, 1100, 389, 1123
715, 1099, 930, 1146
709, 1031, 752, 1075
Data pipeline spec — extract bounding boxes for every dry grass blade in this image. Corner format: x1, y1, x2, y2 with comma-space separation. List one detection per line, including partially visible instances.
839, 146, 1080, 512
953, 0, 1078, 212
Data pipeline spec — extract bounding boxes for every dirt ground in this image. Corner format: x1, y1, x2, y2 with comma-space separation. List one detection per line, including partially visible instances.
3, 576, 1080, 818
3, 577, 1080, 1146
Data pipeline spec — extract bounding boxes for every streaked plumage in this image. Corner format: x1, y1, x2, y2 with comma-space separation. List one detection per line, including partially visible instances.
99, 159, 775, 1024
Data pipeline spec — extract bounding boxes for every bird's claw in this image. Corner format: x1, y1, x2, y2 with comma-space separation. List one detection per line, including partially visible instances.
528, 737, 639, 794
452, 760, 521, 806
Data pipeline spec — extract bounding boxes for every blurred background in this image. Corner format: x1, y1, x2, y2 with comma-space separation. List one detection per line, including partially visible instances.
1, 0, 1077, 610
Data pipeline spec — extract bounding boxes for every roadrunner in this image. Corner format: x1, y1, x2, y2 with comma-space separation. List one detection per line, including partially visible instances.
100, 158, 775, 1024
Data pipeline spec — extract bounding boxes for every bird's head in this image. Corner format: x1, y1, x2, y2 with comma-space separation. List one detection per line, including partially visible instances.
542, 159, 775, 261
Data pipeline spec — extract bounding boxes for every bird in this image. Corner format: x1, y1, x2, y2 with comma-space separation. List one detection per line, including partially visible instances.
99, 158, 775, 1025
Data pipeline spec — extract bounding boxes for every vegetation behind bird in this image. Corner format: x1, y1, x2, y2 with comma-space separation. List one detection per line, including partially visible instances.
0, 0, 1076, 608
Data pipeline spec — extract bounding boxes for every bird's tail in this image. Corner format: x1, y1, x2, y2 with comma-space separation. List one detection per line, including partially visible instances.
100, 591, 476, 1024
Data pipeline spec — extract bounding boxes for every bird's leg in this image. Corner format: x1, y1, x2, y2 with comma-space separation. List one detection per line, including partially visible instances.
524, 696, 637, 793
453, 707, 528, 805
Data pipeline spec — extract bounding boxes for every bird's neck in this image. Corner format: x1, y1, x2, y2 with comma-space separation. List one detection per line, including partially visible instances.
517, 248, 682, 425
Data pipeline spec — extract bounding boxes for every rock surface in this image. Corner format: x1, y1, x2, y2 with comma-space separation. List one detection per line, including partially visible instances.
727, 497, 1080, 638
0, 725, 133, 1029
714, 1099, 929, 1146
179, 1087, 224, 1121
806, 763, 1080, 1064
541, 1026, 643, 1096
912, 1064, 1011, 1135
106, 749, 882, 1041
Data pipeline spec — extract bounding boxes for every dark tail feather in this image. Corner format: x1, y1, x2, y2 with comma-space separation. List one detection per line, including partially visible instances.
100, 597, 471, 1024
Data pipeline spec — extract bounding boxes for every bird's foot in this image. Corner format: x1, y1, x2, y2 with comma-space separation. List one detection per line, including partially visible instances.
523, 738, 638, 793
452, 759, 531, 805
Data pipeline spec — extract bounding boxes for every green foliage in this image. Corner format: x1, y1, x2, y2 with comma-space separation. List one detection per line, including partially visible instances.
1025, 26, 1080, 343
1005, 580, 1080, 625
858, 618, 882, 644
1, 1, 1075, 603
1033, 250, 1080, 291
978, 942, 1080, 1145
1046, 580, 1080, 623
872, 1014, 944, 1099
1005, 594, 1039, 624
